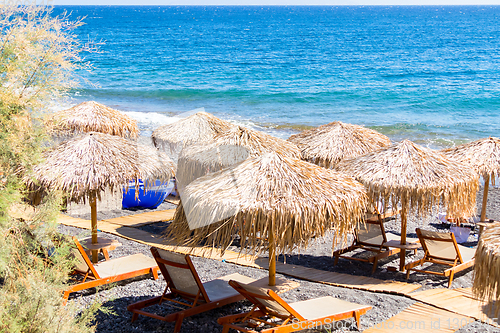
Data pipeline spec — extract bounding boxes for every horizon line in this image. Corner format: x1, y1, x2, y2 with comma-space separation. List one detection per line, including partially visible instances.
53, 3, 500, 6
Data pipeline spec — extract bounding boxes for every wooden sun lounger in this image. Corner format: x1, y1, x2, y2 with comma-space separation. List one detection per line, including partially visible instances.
127, 248, 257, 333
218, 280, 371, 332
405, 228, 476, 288
333, 217, 404, 273
63, 237, 159, 305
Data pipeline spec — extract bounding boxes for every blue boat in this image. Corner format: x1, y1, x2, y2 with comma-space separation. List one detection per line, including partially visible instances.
122, 179, 174, 209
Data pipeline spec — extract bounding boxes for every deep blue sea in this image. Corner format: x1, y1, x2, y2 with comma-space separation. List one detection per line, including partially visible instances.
53, 5, 500, 148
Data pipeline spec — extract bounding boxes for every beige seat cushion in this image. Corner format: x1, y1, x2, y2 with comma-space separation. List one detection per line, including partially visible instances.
358, 223, 384, 246
290, 296, 369, 320
203, 273, 256, 302
94, 253, 157, 278
457, 245, 476, 263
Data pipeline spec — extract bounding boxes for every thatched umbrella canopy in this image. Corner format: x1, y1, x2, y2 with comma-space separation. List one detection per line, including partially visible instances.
442, 137, 500, 222
167, 152, 368, 286
288, 121, 391, 168
46, 101, 139, 139
336, 140, 479, 270
26, 132, 174, 261
176, 126, 301, 195
473, 222, 500, 318
151, 111, 235, 155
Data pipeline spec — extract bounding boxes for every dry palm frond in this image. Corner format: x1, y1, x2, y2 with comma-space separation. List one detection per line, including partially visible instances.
151, 111, 235, 154
45, 101, 139, 139
288, 121, 391, 168
176, 126, 301, 193
166, 152, 367, 256
25, 132, 174, 202
336, 139, 479, 218
473, 222, 500, 318
442, 137, 500, 185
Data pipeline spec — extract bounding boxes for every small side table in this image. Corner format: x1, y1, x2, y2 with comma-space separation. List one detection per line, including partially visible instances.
476, 220, 496, 238
80, 237, 121, 262
383, 240, 421, 272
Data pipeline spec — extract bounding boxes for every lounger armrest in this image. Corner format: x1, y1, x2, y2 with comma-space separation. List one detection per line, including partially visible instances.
443, 258, 475, 276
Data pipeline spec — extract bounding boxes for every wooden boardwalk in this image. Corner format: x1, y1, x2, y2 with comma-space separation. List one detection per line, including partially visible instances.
259, 261, 422, 295
102, 209, 175, 227
363, 302, 472, 333
408, 288, 499, 327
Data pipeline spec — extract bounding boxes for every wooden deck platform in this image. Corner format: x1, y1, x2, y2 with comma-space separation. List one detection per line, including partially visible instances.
363, 302, 472, 333
102, 209, 176, 227
252, 260, 422, 295
408, 288, 499, 327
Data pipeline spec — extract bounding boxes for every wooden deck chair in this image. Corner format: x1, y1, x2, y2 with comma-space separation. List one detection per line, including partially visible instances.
63, 237, 159, 305
405, 228, 476, 288
333, 218, 403, 273
127, 247, 257, 333
218, 280, 372, 332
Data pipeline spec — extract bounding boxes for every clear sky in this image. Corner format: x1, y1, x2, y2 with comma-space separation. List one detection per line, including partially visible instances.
55, 1, 500, 5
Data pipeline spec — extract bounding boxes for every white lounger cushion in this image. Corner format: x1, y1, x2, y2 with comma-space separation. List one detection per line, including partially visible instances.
290, 296, 369, 320
94, 253, 157, 279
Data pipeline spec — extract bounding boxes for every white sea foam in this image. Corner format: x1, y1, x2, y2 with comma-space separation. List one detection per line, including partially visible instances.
124, 107, 207, 134
124, 111, 182, 128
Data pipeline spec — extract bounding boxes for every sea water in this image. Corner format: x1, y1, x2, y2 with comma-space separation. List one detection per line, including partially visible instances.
52, 5, 500, 148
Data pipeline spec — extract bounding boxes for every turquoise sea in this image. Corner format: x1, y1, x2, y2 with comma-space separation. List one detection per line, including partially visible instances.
54, 5, 500, 148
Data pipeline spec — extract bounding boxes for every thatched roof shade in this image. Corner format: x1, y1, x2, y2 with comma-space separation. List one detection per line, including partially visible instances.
26, 132, 175, 202
167, 151, 368, 256
473, 222, 500, 318
335, 139, 479, 218
151, 111, 235, 154
442, 137, 500, 221
176, 126, 301, 194
442, 137, 500, 182
288, 121, 391, 168
46, 101, 139, 139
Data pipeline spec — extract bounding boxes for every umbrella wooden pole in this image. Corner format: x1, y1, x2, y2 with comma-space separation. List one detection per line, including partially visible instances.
90, 191, 98, 263
400, 202, 408, 272
481, 174, 490, 222
268, 222, 276, 286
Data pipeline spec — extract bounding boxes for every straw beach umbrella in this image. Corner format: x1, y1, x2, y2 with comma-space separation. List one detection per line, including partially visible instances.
176, 126, 301, 195
442, 137, 500, 222
151, 111, 235, 155
26, 132, 175, 262
473, 221, 500, 318
46, 101, 139, 139
167, 152, 368, 286
288, 121, 391, 168
336, 140, 479, 270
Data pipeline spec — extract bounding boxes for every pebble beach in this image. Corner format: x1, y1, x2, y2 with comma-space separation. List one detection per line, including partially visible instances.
60, 181, 500, 333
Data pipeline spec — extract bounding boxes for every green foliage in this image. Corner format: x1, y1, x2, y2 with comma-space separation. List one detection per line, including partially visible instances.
0, 5, 96, 332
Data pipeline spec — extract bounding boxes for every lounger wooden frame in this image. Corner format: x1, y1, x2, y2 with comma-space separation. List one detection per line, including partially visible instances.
218, 280, 371, 332
63, 237, 159, 305
333, 217, 401, 274
405, 228, 475, 288
127, 248, 250, 333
